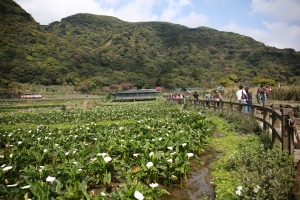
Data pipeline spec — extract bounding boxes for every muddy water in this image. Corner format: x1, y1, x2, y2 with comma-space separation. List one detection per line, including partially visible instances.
158, 150, 218, 200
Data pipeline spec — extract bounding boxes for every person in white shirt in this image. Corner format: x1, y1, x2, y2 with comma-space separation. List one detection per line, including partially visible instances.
236, 85, 248, 113
205, 92, 212, 106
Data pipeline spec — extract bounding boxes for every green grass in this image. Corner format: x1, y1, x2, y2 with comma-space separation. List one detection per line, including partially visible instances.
203, 111, 295, 200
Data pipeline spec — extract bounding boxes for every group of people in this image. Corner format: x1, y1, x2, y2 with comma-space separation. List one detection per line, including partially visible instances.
236, 85, 252, 113
164, 93, 184, 99
165, 86, 271, 113
164, 91, 193, 101
256, 86, 271, 103
236, 85, 271, 113
193, 90, 223, 107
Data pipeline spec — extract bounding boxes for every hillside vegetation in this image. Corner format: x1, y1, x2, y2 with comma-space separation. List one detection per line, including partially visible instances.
1, 0, 300, 94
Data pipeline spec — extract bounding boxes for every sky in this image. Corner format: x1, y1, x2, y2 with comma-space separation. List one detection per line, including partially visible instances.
14, 0, 300, 51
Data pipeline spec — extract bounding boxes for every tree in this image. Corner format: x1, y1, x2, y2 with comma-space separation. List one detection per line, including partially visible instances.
252, 77, 276, 86
79, 80, 96, 94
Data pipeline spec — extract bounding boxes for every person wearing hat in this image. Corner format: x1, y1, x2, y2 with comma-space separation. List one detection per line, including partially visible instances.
214, 90, 222, 108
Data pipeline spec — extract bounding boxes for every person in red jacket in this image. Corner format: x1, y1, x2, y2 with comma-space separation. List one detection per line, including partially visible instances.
264, 86, 271, 102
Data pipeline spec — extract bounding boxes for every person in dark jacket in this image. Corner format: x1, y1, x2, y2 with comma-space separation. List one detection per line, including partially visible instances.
245, 87, 252, 113
193, 91, 199, 100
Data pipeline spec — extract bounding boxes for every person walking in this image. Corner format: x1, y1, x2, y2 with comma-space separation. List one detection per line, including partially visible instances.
205, 92, 212, 107
264, 86, 271, 102
236, 85, 248, 113
193, 91, 199, 100
214, 91, 222, 108
193, 91, 199, 104
245, 87, 252, 113
256, 88, 261, 104
261, 86, 266, 102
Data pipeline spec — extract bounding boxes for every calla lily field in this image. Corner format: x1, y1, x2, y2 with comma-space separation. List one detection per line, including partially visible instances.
0, 101, 214, 199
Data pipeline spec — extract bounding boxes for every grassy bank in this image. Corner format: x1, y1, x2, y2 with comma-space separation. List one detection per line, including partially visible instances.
203, 109, 297, 199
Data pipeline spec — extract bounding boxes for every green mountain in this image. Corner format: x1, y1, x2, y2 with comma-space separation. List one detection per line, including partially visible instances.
1, 0, 299, 93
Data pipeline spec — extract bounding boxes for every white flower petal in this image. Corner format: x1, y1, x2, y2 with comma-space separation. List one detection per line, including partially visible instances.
134, 191, 144, 200
104, 157, 112, 163
149, 183, 158, 188
187, 153, 193, 158
7, 184, 18, 187
146, 162, 153, 169
21, 185, 31, 189
46, 176, 56, 182
2, 166, 12, 171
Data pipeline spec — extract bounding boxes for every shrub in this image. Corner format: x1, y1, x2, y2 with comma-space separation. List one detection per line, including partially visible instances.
217, 110, 260, 134
211, 136, 295, 200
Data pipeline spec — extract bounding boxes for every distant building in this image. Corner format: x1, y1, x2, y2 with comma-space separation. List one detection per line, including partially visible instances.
111, 89, 160, 102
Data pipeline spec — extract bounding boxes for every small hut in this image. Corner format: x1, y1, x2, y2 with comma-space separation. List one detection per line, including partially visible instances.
111, 89, 160, 102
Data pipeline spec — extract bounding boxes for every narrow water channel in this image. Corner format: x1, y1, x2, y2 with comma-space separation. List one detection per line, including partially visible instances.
158, 150, 218, 200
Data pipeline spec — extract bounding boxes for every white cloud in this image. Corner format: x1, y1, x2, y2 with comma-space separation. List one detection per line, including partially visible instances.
159, 0, 194, 23
219, 20, 300, 50
113, 0, 159, 22
251, 0, 300, 22
173, 11, 209, 28
15, 0, 112, 24
261, 20, 300, 49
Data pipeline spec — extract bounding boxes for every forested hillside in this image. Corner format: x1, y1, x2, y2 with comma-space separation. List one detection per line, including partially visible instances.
1, 0, 299, 94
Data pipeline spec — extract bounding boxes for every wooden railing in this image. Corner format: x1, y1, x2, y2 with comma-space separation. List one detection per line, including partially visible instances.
167, 98, 299, 157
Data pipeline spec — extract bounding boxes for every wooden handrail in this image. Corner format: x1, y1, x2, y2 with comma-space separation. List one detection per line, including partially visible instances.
166, 97, 300, 196
166, 98, 299, 156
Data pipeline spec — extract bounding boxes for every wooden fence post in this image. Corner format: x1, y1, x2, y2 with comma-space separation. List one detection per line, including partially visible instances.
272, 111, 281, 146
220, 100, 224, 111
262, 102, 271, 131
214, 100, 217, 111
281, 108, 294, 154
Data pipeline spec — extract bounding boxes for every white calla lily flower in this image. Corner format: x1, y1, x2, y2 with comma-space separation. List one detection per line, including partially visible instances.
7, 184, 18, 187
46, 176, 56, 182
149, 183, 159, 188
21, 185, 31, 189
104, 157, 112, 163
146, 162, 153, 169
2, 166, 12, 171
187, 153, 194, 158
97, 153, 107, 157
134, 191, 144, 200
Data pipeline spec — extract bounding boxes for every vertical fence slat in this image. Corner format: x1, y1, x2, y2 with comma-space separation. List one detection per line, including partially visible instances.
281, 108, 294, 154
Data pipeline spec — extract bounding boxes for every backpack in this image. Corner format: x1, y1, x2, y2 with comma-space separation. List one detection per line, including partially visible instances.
261, 88, 265, 95
241, 92, 247, 99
